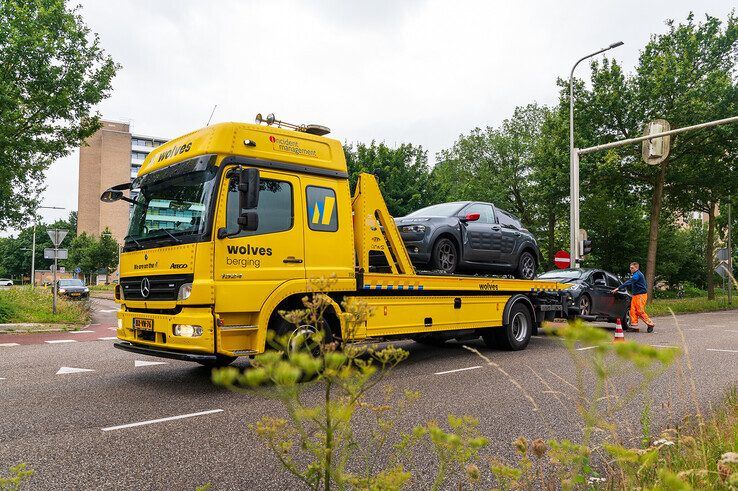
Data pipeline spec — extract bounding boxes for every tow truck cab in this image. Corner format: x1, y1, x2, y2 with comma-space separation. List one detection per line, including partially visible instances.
104, 118, 569, 366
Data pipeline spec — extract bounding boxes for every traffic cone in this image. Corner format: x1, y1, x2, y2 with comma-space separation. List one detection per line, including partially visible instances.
613, 318, 625, 343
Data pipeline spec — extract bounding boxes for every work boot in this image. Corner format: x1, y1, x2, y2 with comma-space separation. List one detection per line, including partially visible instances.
646, 323, 654, 333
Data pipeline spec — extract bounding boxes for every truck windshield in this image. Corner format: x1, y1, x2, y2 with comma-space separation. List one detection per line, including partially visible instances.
125, 155, 217, 250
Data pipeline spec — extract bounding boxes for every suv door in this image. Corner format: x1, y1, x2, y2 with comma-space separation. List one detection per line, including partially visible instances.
496, 209, 523, 267
606, 273, 627, 317
213, 168, 305, 314
589, 270, 613, 316
458, 203, 500, 263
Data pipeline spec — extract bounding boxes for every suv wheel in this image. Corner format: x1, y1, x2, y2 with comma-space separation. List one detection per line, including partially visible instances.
431, 238, 458, 274
515, 251, 536, 280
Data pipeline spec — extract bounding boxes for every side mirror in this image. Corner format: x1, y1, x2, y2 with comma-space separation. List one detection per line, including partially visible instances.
101, 189, 124, 202
460, 212, 480, 223
239, 168, 260, 210
237, 211, 259, 232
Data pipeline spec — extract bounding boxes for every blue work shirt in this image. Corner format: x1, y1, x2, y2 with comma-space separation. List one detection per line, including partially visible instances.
618, 269, 647, 295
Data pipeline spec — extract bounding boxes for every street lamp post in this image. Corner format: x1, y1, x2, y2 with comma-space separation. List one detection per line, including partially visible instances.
30, 205, 65, 288
569, 41, 624, 268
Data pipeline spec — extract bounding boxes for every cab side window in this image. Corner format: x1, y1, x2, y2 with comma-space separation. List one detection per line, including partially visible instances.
306, 186, 338, 232
226, 178, 293, 236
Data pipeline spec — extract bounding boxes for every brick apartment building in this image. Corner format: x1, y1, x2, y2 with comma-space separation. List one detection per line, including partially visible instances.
77, 120, 167, 244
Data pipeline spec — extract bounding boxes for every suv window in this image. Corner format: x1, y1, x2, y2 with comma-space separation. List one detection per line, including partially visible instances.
462, 203, 495, 224
590, 271, 607, 285
226, 178, 293, 236
606, 273, 621, 288
497, 210, 522, 229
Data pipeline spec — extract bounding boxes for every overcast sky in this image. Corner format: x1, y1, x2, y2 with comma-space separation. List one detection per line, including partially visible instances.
32, 0, 735, 230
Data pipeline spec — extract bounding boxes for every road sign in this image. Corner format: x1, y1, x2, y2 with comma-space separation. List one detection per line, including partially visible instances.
642, 119, 671, 165
554, 250, 571, 269
44, 248, 68, 260
47, 229, 68, 247
74, 267, 81, 274
716, 248, 729, 261
716, 261, 730, 278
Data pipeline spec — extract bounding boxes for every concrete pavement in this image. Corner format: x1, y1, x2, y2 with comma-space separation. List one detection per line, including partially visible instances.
0, 304, 736, 490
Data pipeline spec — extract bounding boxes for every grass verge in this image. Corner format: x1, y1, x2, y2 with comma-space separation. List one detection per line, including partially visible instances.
0, 286, 90, 326
650, 295, 738, 317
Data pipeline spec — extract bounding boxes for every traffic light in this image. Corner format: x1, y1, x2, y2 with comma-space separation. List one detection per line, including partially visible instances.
580, 239, 592, 256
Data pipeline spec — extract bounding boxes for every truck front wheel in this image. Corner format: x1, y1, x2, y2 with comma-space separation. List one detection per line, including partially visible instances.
482, 303, 532, 351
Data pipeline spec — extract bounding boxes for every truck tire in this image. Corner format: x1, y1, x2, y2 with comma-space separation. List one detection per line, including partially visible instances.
273, 317, 333, 357
482, 302, 532, 351
430, 237, 458, 274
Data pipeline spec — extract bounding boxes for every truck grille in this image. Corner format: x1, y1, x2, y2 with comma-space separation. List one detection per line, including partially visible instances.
120, 274, 194, 301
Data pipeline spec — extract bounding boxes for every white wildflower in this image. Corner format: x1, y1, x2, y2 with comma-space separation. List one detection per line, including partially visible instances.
653, 438, 675, 447
587, 476, 606, 484
720, 452, 738, 464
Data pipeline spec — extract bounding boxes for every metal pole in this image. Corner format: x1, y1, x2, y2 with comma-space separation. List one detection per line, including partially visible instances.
31, 218, 36, 289
569, 41, 623, 268
579, 114, 738, 155
52, 247, 58, 315
728, 194, 732, 305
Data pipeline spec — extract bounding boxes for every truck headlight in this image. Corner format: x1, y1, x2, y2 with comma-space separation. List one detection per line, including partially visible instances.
177, 283, 192, 300
173, 324, 202, 337
400, 224, 427, 233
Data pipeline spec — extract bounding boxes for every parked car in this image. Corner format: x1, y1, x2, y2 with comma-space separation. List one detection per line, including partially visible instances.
394, 201, 541, 278
538, 268, 632, 329
0, 278, 13, 286
56, 278, 90, 299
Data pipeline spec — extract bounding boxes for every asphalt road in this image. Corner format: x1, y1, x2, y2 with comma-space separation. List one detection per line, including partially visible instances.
1, 300, 736, 490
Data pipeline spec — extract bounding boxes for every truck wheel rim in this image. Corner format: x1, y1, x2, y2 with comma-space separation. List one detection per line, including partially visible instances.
287, 325, 320, 356
439, 242, 455, 271
521, 255, 535, 279
511, 312, 528, 342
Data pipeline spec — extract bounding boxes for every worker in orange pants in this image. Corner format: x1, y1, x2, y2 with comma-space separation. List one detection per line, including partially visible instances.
613, 261, 655, 333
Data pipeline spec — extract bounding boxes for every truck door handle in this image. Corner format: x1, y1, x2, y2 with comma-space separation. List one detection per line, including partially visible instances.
283, 256, 303, 264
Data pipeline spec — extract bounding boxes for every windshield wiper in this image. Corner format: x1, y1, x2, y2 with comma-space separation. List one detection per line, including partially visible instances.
155, 229, 182, 243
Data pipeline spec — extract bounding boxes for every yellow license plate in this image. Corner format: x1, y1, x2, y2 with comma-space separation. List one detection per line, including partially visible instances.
133, 318, 154, 331
70, 293, 80, 296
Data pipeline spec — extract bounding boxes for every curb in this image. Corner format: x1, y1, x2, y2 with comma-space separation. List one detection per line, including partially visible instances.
0, 323, 89, 335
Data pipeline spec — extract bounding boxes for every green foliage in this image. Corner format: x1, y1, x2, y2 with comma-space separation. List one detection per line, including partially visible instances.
0, 0, 118, 227
0, 285, 89, 325
0, 463, 33, 491
67, 228, 119, 278
344, 142, 431, 217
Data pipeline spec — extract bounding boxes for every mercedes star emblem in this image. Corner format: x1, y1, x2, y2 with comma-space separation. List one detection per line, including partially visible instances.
140, 277, 151, 298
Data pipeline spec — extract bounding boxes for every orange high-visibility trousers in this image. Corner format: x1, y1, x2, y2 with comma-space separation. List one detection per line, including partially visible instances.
630, 293, 653, 327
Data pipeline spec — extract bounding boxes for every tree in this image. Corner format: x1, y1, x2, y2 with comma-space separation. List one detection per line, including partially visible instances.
344, 142, 432, 217
0, 0, 118, 227
67, 229, 118, 282
581, 12, 738, 300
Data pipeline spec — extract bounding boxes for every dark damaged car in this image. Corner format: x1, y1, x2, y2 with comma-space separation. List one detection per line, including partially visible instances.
394, 201, 541, 278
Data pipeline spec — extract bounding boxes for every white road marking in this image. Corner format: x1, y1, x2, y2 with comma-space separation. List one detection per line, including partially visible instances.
108, 327, 117, 331
101, 409, 224, 432
576, 346, 597, 351
435, 365, 482, 375
706, 348, 738, 354
135, 360, 167, 367
0, 378, 5, 380
98, 337, 118, 341
45, 340, 77, 344
56, 366, 95, 375
69, 330, 95, 334
0, 343, 20, 347
686, 328, 705, 331
725, 330, 738, 333
99, 309, 118, 313
651, 345, 679, 349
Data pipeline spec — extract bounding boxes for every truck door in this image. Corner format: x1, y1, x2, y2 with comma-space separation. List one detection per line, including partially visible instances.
459, 203, 500, 263
213, 168, 305, 313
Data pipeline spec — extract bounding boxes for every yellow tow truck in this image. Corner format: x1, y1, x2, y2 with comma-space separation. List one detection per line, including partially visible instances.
101, 115, 571, 366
